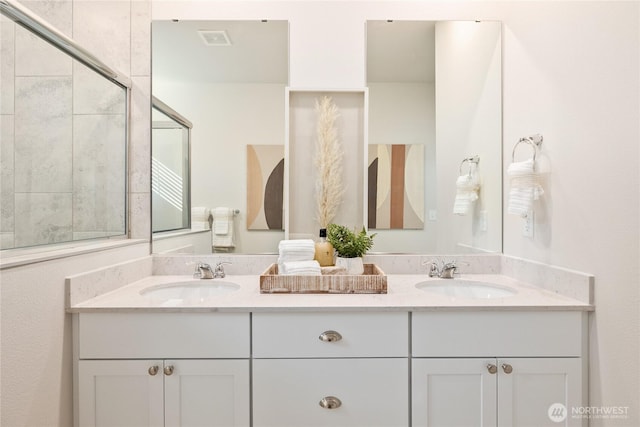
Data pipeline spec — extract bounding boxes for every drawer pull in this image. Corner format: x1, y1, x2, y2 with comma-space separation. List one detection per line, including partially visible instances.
319, 330, 342, 343
319, 396, 342, 409
501, 363, 513, 374
148, 365, 159, 376
487, 364, 497, 374
164, 365, 174, 376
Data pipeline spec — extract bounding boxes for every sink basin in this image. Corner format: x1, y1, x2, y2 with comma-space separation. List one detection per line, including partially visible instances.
415, 280, 516, 299
140, 280, 240, 301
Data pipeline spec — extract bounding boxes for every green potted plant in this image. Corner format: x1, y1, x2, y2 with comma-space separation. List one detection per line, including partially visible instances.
326, 224, 376, 274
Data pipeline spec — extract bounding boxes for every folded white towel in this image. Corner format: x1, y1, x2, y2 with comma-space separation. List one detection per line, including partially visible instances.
279, 260, 322, 276
277, 239, 316, 264
191, 207, 210, 222
453, 173, 480, 215
507, 159, 544, 217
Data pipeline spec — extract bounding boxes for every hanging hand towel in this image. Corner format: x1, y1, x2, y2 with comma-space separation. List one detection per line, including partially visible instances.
507, 159, 544, 217
453, 173, 480, 215
212, 207, 235, 249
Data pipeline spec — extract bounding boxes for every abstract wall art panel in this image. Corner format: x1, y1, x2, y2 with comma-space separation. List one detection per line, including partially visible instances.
247, 144, 284, 230
368, 144, 424, 229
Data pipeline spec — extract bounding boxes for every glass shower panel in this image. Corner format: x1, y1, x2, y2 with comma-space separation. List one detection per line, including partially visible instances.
0, 9, 128, 250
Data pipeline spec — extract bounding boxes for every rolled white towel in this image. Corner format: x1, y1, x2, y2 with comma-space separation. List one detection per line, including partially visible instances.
279, 260, 322, 276
453, 174, 480, 215
191, 220, 210, 230
191, 207, 210, 222
507, 159, 544, 217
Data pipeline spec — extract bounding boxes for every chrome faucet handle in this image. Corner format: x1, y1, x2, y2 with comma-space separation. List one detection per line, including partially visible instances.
213, 262, 231, 278
422, 259, 441, 277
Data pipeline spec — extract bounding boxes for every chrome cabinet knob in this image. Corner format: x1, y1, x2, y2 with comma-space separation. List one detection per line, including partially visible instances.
164, 365, 174, 376
148, 365, 159, 376
487, 364, 498, 374
501, 363, 513, 374
318, 330, 342, 343
319, 396, 342, 409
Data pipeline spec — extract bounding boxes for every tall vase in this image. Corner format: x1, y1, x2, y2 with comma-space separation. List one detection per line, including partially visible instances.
335, 256, 364, 275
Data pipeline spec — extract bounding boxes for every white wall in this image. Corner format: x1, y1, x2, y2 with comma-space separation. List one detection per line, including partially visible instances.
154, 1, 640, 425
499, 3, 640, 425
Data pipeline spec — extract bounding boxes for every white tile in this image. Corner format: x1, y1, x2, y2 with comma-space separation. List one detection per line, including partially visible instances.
15, 10, 72, 76
1, 17, 15, 114
130, 192, 151, 240
15, 192, 72, 247
130, 76, 151, 193
14, 76, 72, 192
73, 114, 126, 192
72, 0, 131, 75
1, 115, 14, 233
131, 0, 151, 76
72, 64, 127, 114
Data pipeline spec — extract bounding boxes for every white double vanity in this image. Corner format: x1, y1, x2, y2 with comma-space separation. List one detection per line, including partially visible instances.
68, 255, 592, 427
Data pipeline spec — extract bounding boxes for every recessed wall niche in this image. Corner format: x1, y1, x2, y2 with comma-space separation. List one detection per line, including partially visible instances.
286, 90, 366, 240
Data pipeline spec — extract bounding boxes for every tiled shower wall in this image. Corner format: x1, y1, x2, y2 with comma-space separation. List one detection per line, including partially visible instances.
0, 0, 151, 249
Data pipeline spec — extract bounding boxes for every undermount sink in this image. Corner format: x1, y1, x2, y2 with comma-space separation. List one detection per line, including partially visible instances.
415, 280, 517, 299
140, 280, 240, 301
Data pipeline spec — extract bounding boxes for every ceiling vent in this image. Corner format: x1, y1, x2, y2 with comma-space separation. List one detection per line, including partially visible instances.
197, 30, 231, 46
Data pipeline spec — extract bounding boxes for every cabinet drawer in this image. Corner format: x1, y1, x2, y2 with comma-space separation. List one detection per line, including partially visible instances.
78, 312, 250, 359
412, 311, 584, 357
252, 312, 408, 358
253, 358, 408, 427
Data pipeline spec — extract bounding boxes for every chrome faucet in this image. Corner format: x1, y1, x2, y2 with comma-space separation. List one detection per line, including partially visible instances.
423, 259, 458, 279
213, 262, 231, 279
194, 262, 215, 279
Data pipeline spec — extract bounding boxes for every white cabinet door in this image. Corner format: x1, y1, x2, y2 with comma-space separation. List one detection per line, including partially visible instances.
254, 358, 408, 427
412, 358, 497, 427
164, 359, 250, 427
497, 358, 583, 427
78, 360, 164, 427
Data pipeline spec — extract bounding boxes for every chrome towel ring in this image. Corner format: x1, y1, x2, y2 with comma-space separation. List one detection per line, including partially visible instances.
512, 134, 543, 163
459, 156, 480, 176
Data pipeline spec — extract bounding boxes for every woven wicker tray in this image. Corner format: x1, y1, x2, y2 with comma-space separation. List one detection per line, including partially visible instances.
259, 263, 387, 294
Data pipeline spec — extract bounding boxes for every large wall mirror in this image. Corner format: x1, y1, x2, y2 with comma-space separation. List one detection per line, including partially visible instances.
152, 19, 501, 255
367, 20, 502, 254
152, 20, 289, 254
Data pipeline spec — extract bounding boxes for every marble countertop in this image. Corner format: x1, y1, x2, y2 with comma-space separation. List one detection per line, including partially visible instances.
68, 273, 594, 313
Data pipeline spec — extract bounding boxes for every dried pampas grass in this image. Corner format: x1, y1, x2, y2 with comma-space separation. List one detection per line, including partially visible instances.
314, 96, 344, 228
